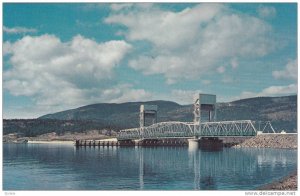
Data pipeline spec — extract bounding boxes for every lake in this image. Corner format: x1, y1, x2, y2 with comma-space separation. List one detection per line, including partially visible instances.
3, 143, 297, 190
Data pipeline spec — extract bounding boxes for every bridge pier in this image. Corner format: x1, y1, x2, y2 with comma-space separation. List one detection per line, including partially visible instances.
118, 140, 135, 146
199, 137, 223, 150
188, 137, 224, 150
134, 139, 143, 146
188, 138, 199, 151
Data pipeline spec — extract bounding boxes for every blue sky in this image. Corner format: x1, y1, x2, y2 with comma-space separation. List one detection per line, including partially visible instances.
3, 3, 297, 118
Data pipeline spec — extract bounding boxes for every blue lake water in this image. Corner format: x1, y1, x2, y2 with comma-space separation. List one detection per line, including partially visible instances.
3, 143, 297, 190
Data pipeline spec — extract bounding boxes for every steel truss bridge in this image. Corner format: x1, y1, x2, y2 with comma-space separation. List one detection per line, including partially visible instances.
117, 120, 275, 140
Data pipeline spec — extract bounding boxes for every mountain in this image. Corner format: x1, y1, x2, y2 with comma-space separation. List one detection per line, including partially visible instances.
40, 95, 297, 132
3, 95, 297, 137
39, 100, 192, 129
217, 95, 297, 132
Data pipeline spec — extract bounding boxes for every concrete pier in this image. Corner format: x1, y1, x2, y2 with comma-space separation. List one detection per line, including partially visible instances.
74, 138, 188, 147
74, 138, 227, 148
198, 137, 223, 151
134, 139, 143, 146
118, 140, 135, 146
188, 138, 199, 151
75, 140, 120, 147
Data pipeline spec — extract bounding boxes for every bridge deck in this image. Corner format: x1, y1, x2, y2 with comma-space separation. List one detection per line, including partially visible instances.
117, 120, 268, 140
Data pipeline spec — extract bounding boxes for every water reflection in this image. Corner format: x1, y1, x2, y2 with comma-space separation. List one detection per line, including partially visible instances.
131, 146, 296, 190
3, 144, 297, 190
188, 147, 201, 190
138, 147, 144, 190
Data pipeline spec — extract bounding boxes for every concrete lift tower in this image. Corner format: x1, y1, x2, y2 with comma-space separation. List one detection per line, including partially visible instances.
140, 105, 158, 128
190, 94, 216, 149
194, 93, 217, 125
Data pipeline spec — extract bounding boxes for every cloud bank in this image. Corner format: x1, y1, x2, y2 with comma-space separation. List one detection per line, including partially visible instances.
273, 59, 297, 81
4, 26, 37, 34
105, 4, 276, 84
237, 84, 297, 100
257, 5, 276, 19
4, 34, 151, 115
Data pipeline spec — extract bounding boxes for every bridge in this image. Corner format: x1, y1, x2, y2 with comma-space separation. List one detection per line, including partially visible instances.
117, 120, 274, 140
116, 94, 276, 147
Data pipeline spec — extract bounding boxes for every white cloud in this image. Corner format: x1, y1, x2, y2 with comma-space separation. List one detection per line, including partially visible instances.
148, 89, 200, 105
106, 4, 223, 50
4, 26, 37, 34
95, 83, 152, 103
236, 84, 297, 100
257, 5, 276, 19
222, 76, 233, 84
4, 105, 56, 119
106, 85, 152, 103
4, 34, 132, 91
202, 80, 211, 85
105, 3, 276, 84
170, 89, 200, 104
230, 58, 239, 69
260, 84, 297, 95
4, 84, 152, 119
272, 59, 297, 81
3, 34, 148, 116
110, 3, 132, 11
110, 3, 153, 12
3, 41, 13, 56
217, 66, 226, 73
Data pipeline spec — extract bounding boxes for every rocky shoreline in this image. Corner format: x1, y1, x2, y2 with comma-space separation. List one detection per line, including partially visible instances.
234, 134, 297, 149
258, 171, 297, 190
234, 134, 297, 191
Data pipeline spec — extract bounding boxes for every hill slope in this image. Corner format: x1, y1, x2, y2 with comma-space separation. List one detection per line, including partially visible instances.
217, 96, 297, 132
39, 100, 189, 129
40, 95, 297, 132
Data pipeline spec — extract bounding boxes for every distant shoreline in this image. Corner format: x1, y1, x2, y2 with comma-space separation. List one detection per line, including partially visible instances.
26, 138, 118, 145
27, 140, 74, 145
4, 135, 297, 149
3, 131, 115, 144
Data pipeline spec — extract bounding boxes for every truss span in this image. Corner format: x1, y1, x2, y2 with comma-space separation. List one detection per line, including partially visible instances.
117, 120, 260, 140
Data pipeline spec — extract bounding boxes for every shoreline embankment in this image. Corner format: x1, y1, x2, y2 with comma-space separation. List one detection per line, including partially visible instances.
5, 133, 297, 149
27, 140, 74, 145
233, 134, 297, 149
257, 171, 297, 190
234, 134, 297, 191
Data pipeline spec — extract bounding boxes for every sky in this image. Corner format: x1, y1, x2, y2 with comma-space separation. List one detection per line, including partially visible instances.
3, 3, 298, 119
